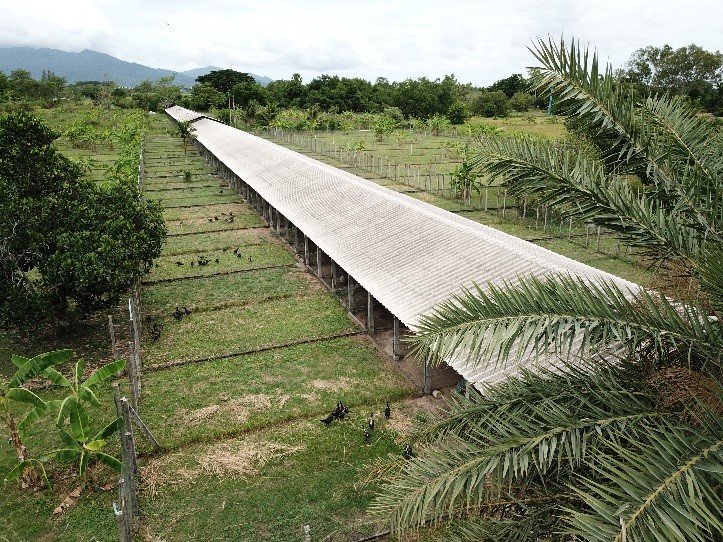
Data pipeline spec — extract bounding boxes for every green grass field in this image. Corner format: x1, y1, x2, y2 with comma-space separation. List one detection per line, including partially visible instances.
1, 108, 417, 542
2, 106, 651, 541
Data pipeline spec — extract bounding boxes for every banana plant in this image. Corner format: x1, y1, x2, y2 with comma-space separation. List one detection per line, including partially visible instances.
4, 351, 126, 486
1, 349, 72, 488
5, 404, 122, 485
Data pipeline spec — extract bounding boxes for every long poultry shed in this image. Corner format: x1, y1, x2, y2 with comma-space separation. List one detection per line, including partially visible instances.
166, 105, 640, 389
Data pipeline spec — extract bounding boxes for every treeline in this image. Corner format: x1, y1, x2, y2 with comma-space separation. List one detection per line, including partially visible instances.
0, 70, 184, 112
0, 66, 543, 123
185, 69, 543, 122
1, 42, 720, 120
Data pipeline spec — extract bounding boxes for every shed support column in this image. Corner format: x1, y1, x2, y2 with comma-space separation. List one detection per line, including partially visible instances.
330, 261, 337, 292
304, 235, 309, 266
347, 277, 355, 311
316, 247, 322, 278
367, 292, 374, 334
393, 316, 402, 361
294, 226, 300, 254
423, 358, 432, 395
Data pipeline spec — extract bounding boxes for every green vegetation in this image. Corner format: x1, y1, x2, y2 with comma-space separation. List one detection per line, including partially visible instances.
3, 34, 716, 537
0, 110, 166, 329
372, 37, 723, 541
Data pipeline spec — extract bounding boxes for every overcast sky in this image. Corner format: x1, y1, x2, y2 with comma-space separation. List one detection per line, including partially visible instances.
0, 0, 720, 86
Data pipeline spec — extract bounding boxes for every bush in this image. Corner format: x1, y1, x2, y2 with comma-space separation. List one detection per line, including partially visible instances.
472, 90, 510, 117
447, 101, 471, 124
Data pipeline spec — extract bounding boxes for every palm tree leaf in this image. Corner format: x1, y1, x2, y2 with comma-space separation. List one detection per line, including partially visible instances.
410, 274, 721, 372
471, 136, 701, 267
371, 366, 670, 534
526, 37, 723, 248
566, 412, 723, 542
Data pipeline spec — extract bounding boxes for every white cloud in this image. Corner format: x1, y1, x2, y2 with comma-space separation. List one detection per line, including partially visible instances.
1, 0, 721, 86
0, 0, 112, 50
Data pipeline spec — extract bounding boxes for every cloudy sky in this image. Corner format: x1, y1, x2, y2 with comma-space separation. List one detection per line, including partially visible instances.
0, 0, 720, 86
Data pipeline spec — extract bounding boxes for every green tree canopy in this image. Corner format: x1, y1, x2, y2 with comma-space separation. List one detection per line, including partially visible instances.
267, 73, 306, 108
623, 43, 723, 113
0, 111, 166, 329
471, 90, 510, 117
131, 76, 182, 112
196, 69, 257, 94
487, 73, 528, 98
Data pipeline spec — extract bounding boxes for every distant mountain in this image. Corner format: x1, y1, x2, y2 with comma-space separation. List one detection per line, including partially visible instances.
0, 47, 272, 88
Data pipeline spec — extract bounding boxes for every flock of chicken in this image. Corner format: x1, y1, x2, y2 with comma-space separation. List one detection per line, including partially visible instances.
321, 400, 414, 458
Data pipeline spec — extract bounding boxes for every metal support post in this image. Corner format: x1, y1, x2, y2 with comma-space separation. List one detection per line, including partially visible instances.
393, 316, 402, 360
316, 246, 323, 278
348, 277, 356, 311
331, 260, 337, 292
367, 292, 375, 334
304, 235, 309, 265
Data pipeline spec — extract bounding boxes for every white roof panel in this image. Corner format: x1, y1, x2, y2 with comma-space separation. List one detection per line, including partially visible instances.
166, 107, 641, 387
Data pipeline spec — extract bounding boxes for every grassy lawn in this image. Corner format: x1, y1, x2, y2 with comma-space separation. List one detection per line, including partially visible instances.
2, 105, 655, 542
140, 418, 399, 542
136, 337, 412, 449
141, 293, 357, 366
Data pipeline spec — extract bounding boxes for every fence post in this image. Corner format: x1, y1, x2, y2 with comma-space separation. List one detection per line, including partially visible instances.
113, 383, 138, 537
121, 397, 139, 519
596, 226, 602, 252
109, 315, 119, 361
127, 340, 140, 413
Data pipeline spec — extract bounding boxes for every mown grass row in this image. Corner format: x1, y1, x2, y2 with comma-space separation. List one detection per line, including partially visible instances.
132, 114, 416, 541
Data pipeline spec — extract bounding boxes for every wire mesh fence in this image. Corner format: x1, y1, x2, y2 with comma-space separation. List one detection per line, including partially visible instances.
264, 129, 637, 265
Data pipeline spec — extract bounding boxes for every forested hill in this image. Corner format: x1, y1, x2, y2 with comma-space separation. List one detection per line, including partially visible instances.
0, 47, 272, 88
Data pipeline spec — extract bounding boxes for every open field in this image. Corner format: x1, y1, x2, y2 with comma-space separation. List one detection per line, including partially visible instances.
2, 106, 653, 541
1, 108, 418, 542
259, 114, 651, 287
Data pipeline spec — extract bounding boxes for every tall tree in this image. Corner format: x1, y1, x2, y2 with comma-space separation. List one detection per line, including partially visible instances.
372, 37, 723, 542
623, 43, 723, 113
487, 73, 528, 98
196, 69, 257, 94
0, 111, 165, 329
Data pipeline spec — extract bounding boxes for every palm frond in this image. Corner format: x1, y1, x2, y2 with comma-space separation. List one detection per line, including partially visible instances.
471, 136, 700, 266
428, 507, 563, 542
409, 274, 722, 372
527, 37, 723, 244
370, 365, 669, 534
414, 363, 658, 447
566, 410, 723, 542
527, 37, 647, 175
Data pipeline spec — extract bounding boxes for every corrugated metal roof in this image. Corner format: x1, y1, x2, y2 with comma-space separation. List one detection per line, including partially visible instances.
166, 105, 214, 123
166, 106, 641, 386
